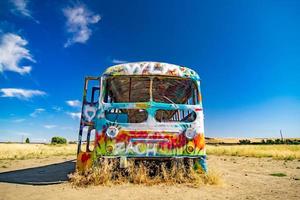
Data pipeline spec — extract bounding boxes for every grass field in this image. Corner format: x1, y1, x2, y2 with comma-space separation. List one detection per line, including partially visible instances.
0, 143, 299, 160
1, 143, 299, 200
207, 144, 300, 160
0, 143, 76, 160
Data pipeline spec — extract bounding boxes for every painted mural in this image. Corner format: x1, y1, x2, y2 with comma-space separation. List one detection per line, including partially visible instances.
76, 62, 207, 173
103, 62, 200, 80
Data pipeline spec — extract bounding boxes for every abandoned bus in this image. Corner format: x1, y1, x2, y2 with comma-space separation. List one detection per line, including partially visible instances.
76, 62, 207, 172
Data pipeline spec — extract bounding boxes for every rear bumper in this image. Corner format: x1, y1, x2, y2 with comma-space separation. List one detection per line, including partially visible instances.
76, 151, 207, 172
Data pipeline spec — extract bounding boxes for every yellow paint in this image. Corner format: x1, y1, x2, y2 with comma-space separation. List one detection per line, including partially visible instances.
76, 151, 93, 172
135, 102, 150, 109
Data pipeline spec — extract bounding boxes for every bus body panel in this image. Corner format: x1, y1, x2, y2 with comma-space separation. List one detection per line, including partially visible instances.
76, 62, 207, 172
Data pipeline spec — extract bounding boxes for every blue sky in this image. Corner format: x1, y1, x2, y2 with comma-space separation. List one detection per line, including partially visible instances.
0, 0, 299, 142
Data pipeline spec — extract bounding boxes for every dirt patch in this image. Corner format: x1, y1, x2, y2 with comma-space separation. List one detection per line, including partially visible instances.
0, 155, 300, 200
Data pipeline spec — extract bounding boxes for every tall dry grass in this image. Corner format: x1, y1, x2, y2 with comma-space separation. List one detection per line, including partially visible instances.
69, 159, 222, 187
0, 143, 76, 160
207, 144, 300, 160
1, 144, 299, 161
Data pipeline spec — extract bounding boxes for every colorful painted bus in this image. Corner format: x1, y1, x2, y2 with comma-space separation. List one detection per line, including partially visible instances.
76, 62, 207, 172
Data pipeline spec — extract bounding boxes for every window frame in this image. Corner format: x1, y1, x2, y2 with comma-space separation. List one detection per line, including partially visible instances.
102, 75, 200, 105
152, 76, 199, 105
103, 76, 151, 103
105, 108, 149, 123
154, 109, 197, 123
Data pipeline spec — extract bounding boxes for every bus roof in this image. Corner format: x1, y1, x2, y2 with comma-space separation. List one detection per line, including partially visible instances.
102, 62, 200, 80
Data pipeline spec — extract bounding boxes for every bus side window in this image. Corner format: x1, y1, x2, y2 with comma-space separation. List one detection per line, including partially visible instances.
85, 78, 100, 104
81, 126, 95, 152
89, 129, 95, 151
91, 87, 100, 104
81, 126, 89, 152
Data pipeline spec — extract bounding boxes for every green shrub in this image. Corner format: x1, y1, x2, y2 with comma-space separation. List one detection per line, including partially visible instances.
51, 136, 67, 144
25, 138, 30, 143
266, 139, 274, 144
274, 139, 283, 144
270, 173, 287, 177
239, 139, 251, 144
284, 139, 300, 145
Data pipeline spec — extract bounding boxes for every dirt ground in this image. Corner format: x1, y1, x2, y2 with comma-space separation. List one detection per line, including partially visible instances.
0, 155, 299, 200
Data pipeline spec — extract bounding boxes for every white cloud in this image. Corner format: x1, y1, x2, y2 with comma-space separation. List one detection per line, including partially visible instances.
0, 33, 35, 75
63, 5, 101, 47
0, 88, 46, 100
30, 108, 45, 117
67, 112, 81, 120
52, 106, 62, 112
10, 0, 31, 17
10, 0, 38, 23
44, 124, 57, 129
112, 59, 128, 64
12, 118, 25, 123
66, 99, 81, 107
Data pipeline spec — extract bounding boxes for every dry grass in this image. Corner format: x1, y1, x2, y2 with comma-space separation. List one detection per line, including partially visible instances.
206, 138, 300, 144
207, 144, 300, 160
0, 143, 76, 160
1, 143, 299, 161
69, 159, 222, 187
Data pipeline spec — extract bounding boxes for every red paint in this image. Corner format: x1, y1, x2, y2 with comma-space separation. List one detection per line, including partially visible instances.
95, 132, 102, 143
98, 130, 189, 150
81, 152, 91, 163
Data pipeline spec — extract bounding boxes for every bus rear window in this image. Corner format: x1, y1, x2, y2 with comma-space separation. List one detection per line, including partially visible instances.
104, 76, 199, 105
152, 77, 199, 105
104, 77, 150, 103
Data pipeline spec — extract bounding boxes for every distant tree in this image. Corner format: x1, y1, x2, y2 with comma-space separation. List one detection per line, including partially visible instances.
51, 136, 67, 144
274, 139, 282, 144
261, 139, 266, 144
292, 141, 300, 145
25, 138, 30, 143
266, 139, 274, 144
285, 139, 291, 144
284, 139, 299, 145
239, 139, 251, 144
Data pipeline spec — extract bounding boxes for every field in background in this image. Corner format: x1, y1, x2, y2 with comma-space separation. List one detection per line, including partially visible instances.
0, 144, 76, 160
0, 143, 299, 200
206, 137, 263, 144
0, 143, 299, 161
207, 145, 300, 160
206, 137, 300, 144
